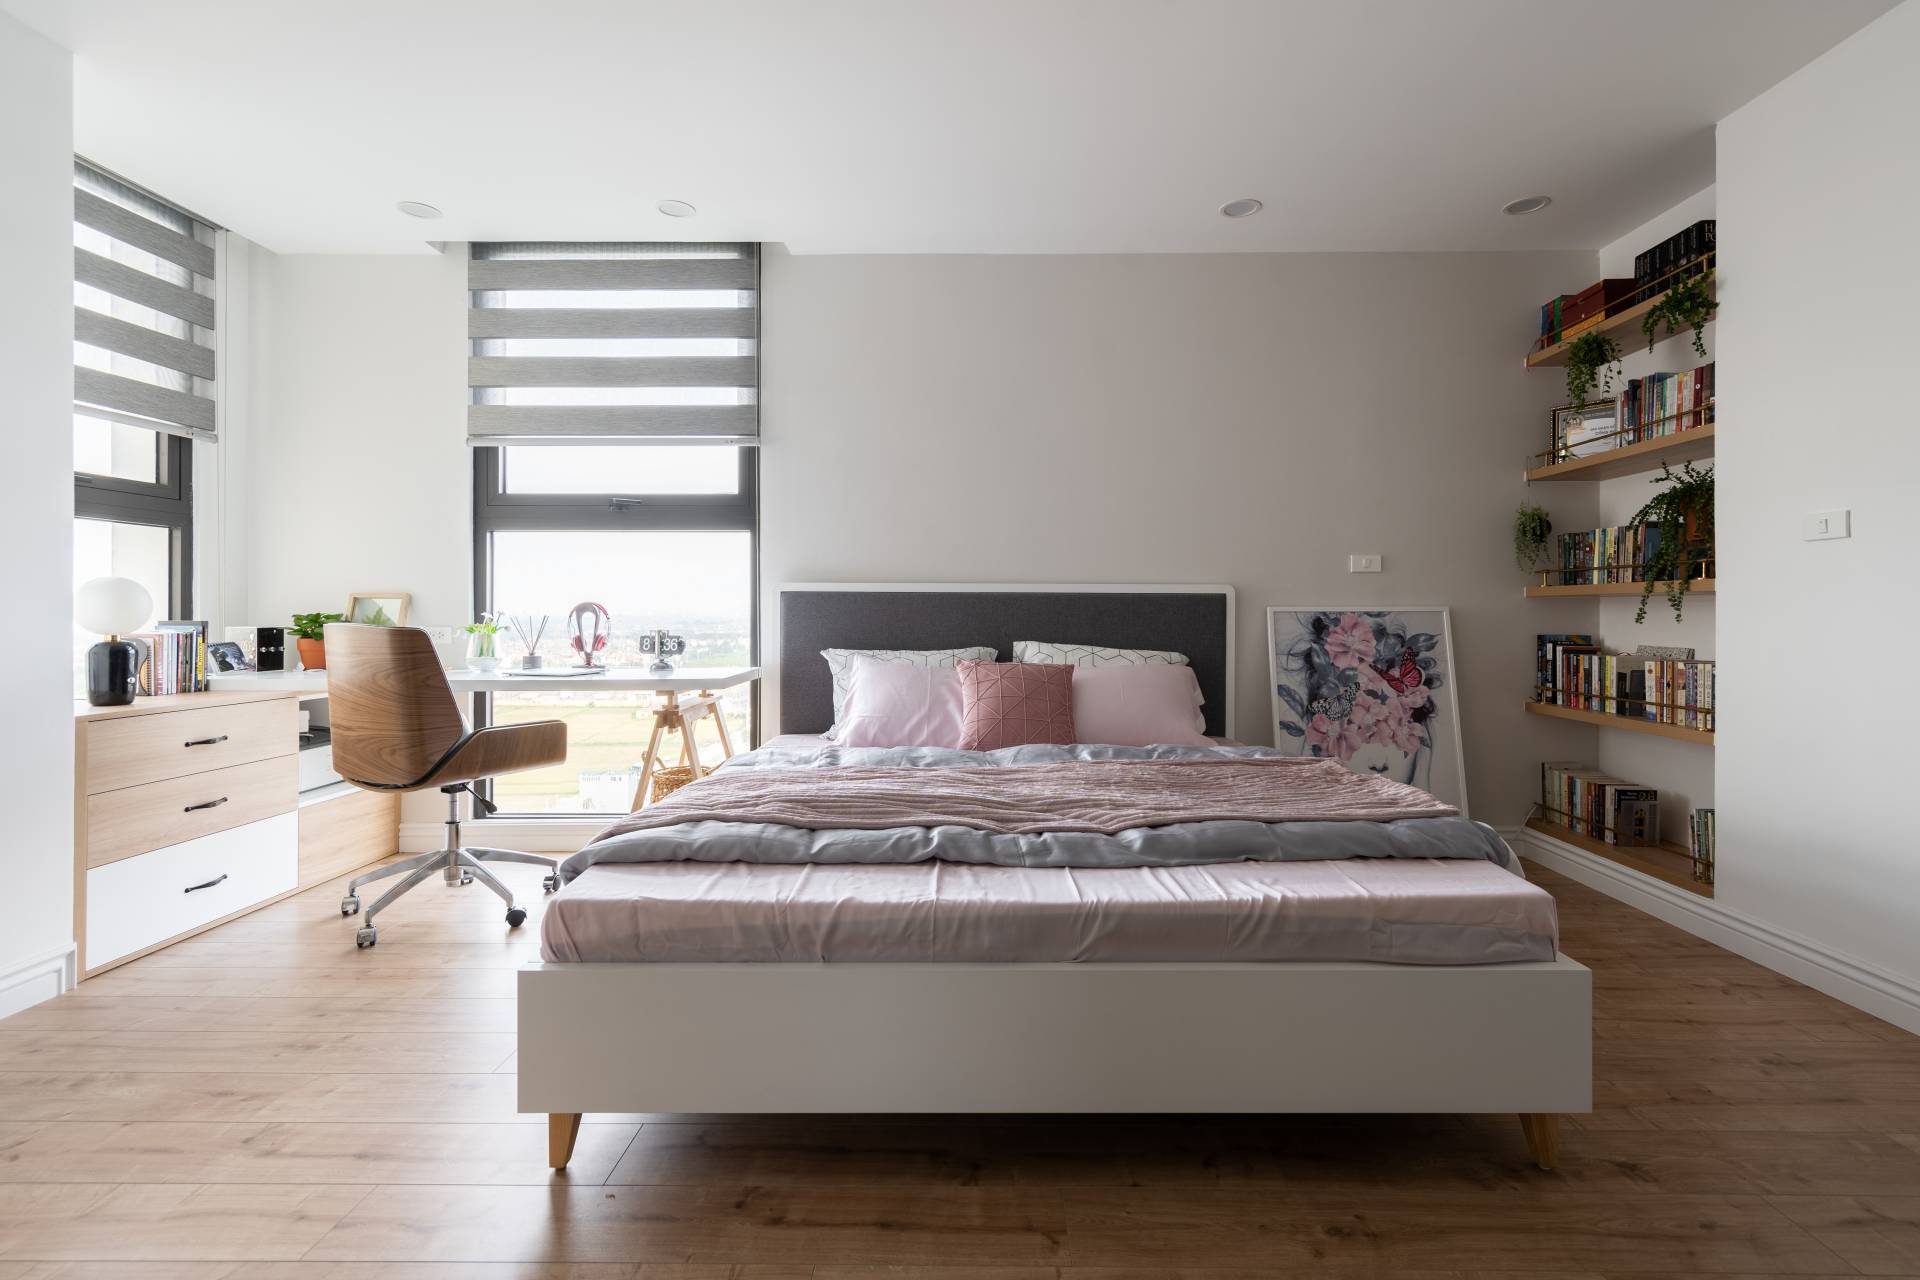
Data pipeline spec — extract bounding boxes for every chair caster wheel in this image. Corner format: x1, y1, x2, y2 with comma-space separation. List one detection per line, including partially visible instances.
356, 926, 377, 949
506, 907, 528, 928
542, 874, 561, 894
340, 895, 360, 917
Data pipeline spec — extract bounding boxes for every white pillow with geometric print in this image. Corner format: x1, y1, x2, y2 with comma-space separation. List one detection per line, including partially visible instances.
1011, 640, 1204, 729
822, 646, 997, 729
1011, 640, 1190, 668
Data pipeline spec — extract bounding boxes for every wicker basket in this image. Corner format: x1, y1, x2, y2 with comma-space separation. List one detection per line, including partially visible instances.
648, 764, 701, 803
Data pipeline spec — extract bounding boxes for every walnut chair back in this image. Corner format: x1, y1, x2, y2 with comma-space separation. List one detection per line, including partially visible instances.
324, 623, 466, 789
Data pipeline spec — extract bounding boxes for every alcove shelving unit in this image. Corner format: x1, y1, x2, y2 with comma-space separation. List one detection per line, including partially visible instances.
1521, 261, 1717, 895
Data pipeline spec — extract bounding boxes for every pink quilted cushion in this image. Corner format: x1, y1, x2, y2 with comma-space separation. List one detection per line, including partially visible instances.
957, 660, 1076, 751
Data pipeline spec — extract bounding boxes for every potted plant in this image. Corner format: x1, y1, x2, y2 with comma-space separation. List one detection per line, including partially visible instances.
290, 611, 345, 670
464, 613, 505, 672
1641, 270, 1717, 357
1624, 461, 1714, 623
1513, 503, 1553, 572
1564, 331, 1622, 411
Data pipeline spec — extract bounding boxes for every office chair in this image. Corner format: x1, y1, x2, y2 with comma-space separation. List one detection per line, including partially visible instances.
325, 622, 567, 949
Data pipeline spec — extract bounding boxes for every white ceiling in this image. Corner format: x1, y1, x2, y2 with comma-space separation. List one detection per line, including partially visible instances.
4, 0, 1896, 255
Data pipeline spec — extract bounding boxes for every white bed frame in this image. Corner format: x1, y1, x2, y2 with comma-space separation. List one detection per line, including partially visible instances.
518, 583, 1591, 1169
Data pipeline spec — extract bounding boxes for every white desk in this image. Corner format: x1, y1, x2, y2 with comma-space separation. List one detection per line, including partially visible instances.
207, 665, 761, 695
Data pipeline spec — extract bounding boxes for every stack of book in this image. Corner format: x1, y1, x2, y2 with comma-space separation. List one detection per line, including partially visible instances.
1535, 637, 1717, 730
1633, 219, 1716, 305
130, 621, 210, 696
1689, 807, 1716, 884
1618, 361, 1715, 442
1540, 761, 1659, 847
1554, 525, 1666, 585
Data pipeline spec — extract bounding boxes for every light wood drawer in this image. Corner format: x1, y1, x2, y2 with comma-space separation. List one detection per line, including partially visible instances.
86, 697, 296, 793
86, 812, 298, 970
86, 755, 298, 869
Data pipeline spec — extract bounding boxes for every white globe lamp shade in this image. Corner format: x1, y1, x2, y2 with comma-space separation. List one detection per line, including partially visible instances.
75, 576, 154, 637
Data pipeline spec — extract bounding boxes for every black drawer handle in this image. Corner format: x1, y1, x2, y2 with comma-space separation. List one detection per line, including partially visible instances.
183, 873, 228, 894
183, 797, 229, 813
184, 735, 229, 747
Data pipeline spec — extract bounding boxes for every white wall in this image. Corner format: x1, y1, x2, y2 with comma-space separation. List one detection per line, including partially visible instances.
242, 247, 470, 630
1718, 0, 1920, 1003
760, 249, 1595, 822
0, 13, 76, 1015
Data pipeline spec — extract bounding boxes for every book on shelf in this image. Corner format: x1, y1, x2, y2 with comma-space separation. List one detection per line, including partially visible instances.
1633, 219, 1716, 305
1618, 361, 1714, 444
1540, 762, 1660, 848
1535, 637, 1714, 729
1689, 807, 1716, 884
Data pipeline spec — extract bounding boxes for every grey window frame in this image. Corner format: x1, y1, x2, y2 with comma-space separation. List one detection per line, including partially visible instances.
468, 445, 760, 817
74, 429, 195, 618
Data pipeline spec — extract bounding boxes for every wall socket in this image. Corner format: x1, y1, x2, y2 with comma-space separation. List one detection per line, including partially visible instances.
1348, 554, 1382, 573
420, 625, 454, 644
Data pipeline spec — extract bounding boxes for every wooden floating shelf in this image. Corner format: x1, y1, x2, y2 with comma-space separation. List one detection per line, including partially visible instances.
1525, 817, 1712, 898
1526, 275, 1716, 368
1524, 578, 1715, 599
1524, 699, 1713, 745
1526, 424, 1715, 483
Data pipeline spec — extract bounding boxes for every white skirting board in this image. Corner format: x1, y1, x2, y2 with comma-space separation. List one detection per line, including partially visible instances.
519, 957, 1591, 1116
0, 943, 75, 1020
1511, 825, 1920, 1036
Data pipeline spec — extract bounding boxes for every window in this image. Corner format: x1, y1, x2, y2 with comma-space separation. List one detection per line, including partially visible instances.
469, 243, 759, 816
71, 162, 216, 680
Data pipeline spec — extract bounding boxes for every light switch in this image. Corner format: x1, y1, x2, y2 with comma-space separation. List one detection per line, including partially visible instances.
1804, 509, 1851, 542
1348, 554, 1382, 573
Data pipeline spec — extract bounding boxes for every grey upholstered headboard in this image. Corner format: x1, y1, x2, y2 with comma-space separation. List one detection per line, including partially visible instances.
779, 584, 1235, 737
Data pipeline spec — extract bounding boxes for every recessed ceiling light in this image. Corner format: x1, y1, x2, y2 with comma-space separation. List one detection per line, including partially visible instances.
395, 200, 442, 219
1220, 198, 1263, 219
1502, 195, 1553, 216
657, 199, 697, 218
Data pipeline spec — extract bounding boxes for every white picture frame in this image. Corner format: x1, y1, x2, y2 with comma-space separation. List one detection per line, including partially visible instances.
1266, 606, 1469, 816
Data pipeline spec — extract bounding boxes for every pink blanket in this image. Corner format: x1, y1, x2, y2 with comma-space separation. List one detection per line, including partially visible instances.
592, 757, 1456, 842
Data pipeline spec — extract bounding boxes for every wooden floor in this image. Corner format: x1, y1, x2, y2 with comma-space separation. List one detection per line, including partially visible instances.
1, 856, 1916, 1279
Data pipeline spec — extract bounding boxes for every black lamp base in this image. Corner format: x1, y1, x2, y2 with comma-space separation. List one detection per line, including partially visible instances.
87, 639, 139, 706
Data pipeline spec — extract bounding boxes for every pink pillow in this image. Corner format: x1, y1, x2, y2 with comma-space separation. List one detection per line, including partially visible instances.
957, 660, 1076, 751
1070, 663, 1212, 747
831, 656, 965, 748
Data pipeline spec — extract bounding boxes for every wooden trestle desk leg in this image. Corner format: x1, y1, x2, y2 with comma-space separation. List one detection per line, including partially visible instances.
1519, 1113, 1560, 1170
549, 1112, 583, 1169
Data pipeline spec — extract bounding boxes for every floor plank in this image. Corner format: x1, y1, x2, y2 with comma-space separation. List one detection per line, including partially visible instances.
0, 856, 1912, 1272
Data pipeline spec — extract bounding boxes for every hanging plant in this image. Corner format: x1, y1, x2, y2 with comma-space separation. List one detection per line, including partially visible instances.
1624, 460, 1714, 623
1513, 503, 1553, 570
1564, 331, 1622, 411
1642, 270, 1718, 358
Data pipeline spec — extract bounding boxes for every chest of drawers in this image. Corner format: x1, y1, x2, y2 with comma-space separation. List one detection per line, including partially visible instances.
74, 691, 301, 976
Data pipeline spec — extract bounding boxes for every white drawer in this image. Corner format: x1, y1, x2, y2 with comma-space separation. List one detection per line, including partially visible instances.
85, 811, 298, 971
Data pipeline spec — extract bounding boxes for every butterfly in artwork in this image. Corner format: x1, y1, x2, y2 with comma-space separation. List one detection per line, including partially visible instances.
1309, 689, 1356, 720
1379, 650, 1425, 695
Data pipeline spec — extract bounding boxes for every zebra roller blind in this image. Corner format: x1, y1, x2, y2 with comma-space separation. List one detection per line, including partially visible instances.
468, 242, 759, 445
73, 162, 219, 440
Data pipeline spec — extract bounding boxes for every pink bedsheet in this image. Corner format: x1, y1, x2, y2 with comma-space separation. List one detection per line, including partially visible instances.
541, 857, 1557, 965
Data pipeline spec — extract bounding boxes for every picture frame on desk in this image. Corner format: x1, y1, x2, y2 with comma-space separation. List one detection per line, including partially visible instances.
345, 592, 411, 627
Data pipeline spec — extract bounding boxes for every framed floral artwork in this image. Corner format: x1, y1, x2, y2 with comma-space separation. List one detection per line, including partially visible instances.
1266, 606, 1469, 815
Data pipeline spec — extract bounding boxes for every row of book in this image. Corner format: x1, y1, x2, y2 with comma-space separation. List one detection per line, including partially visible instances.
1633, 219, 1715, 306
130, 621, 209, 695
1552, 524, 1672, 586
1618, 361, 1714, 444
1541, 761, 1659, 848
1689, 807, 1716, 885
1536, 636, 1717, 730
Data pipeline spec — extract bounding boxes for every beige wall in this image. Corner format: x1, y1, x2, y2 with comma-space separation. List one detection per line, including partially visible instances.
759, 248, 1596, 823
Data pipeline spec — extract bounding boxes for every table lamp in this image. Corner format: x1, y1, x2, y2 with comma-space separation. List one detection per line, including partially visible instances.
75, 576, 154, 706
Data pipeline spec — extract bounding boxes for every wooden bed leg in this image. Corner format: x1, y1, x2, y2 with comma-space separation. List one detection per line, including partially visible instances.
1519, 1113, 1560, 1170
549, 1112, 582, 1169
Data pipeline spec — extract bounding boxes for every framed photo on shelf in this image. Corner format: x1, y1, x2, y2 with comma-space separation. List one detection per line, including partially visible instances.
1266, 606, 1469, 815
1550, 400, 1619, 462
345, 591, 411, 627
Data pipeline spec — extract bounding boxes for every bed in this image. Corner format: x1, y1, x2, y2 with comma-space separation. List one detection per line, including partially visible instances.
519, 584, 1591, 1170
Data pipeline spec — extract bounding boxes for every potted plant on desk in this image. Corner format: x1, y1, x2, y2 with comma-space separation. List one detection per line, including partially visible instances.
464, 613, 505, 672
290, 611, 345, 670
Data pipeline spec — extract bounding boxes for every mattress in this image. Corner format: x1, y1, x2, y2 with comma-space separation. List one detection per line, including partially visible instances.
540, 856, 1557, 965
